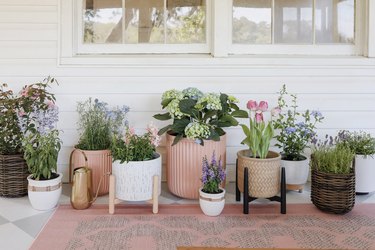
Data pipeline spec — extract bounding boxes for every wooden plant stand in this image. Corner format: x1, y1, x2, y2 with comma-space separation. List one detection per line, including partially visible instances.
108, 175, 159, 214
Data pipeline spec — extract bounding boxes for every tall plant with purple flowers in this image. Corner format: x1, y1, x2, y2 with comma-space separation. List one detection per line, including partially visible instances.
201, 152, 226, 194
17, 77, 62, 180
273, 85, 324, 161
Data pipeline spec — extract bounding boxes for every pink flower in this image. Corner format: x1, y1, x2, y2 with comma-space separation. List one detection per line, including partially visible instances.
20, 87, 30, 97
258, 101, 268, 112
271, 107, 281, 117
18, 110, 26, 117
46, 100, 55, 108
247, 100, 258, 111
255, 112, 264, 123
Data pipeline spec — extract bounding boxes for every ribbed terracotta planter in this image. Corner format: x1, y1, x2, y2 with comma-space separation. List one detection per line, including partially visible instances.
166, 133, 226, 199
71, 149, 112, 196
237, 150, 281, 198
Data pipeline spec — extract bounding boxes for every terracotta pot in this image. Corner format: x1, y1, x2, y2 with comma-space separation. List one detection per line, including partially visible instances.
71, 149, 112, 196
166, 133, 226, 199
237, 150, 281, 198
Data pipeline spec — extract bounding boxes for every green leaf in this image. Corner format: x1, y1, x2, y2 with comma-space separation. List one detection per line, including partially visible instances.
203, 110, 217, 121
161, 98, 173, 108
153, 113, 171, 121
157, 125, 172, 136
219, 114, 238, 127
231, 110, 248, 118
240, 124, 251, 137
229, 103, 240, 111
214, 127, 225, 136
171, 118, 190, 133
179, 99, 196, 115
208, 129, 220, 141
172, 134, 183, 146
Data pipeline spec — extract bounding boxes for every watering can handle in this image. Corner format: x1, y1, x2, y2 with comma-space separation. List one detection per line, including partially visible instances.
90, 171, 111, 204
69, 148, 88, 183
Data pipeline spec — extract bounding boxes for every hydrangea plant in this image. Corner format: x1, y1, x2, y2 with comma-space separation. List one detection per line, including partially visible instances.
154, 87, 247, 146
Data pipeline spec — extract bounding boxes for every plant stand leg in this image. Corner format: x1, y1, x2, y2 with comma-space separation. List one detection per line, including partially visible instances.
243, 167, 249, 214
109, 175, 115, 215
152, 175, 159, 214
281, 167, 286, 214
235, 159, 240, 202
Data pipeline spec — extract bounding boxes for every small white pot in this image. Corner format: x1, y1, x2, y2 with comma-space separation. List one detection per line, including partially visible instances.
355, 155, 375, 193
27, 173, 63, 211
199, 188, 225, 216
281, 157, 309, 185
112, 153, 161, 201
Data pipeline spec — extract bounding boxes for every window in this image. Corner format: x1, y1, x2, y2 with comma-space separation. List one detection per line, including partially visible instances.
231, 0, 362, 55
76, 0, 209, 54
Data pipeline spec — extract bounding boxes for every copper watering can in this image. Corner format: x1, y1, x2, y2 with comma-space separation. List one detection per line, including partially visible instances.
69, 149, 108, 210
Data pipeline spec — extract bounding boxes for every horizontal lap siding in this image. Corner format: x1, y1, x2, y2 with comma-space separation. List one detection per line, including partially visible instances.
1, 1, 375, 182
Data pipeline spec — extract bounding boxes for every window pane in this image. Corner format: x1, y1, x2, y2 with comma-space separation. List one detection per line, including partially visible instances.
274, 0, 313, 44
166, 0, 206, 44
83, 0, 123, 44
315, 0, 354, 44
232, 0, 272, 44
124, 0, 164, 44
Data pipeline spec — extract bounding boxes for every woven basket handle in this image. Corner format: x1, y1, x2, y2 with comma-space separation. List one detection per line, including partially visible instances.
69, 148, 88, 183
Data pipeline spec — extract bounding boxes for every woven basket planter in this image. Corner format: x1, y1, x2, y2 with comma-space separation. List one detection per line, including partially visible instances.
237, 150, 281, 198
0, 154, 29, 197
311, 168, 355, 214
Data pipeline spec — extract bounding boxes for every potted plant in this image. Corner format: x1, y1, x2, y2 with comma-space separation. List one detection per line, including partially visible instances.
0, 83, 28, 197
71, 98, 129, 196
109, 123, 161, 214
199, 152, 226, 216
310, 137, 355, 214
336, 130, 375, 194
17, 77, 63, 211
154, 87, 247, 199
273, 85, 324, 192
236, 99, 286, 214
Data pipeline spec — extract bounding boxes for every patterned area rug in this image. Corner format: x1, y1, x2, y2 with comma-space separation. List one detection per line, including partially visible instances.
31, 203, 375, 250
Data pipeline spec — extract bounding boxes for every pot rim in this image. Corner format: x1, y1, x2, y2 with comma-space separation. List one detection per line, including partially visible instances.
166, 131, 226, 143
27, 172, 63, 182
237, 149, 281, 161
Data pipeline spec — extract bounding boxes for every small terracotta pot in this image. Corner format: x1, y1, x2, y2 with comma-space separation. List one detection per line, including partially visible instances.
166, 133, 226, 199
71, 148, 112, 196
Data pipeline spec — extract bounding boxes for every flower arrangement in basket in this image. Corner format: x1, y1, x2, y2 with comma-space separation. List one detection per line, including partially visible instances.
273, 84, 324, 161
154, 87, 247, 145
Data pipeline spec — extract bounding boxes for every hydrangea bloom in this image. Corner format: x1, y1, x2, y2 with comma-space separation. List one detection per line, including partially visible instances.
185, 121, 210, 140
197, 93, 222, 110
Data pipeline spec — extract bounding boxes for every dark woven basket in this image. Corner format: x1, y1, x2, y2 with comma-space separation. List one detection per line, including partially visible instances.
311, 167, 355, 214
0, 154, 29, 197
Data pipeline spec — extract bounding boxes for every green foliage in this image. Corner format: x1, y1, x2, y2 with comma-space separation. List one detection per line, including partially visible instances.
336, 130, 375, 156
23, 130, 61, 180
76, 98, 129, 150
311, 145, 354, 174
154, 88, 247, 146
273, 84, 324, 161
0, 83, 23, 154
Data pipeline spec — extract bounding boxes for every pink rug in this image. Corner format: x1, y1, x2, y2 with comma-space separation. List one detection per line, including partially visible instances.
31, 203, 375, 250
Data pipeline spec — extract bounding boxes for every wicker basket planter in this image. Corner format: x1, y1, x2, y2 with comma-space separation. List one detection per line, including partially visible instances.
311, 168, 355, 214
237, 150, 281, 198
0, 154, 29, 197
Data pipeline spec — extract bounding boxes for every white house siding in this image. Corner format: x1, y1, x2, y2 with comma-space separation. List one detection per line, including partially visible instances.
1, 1, 375, 182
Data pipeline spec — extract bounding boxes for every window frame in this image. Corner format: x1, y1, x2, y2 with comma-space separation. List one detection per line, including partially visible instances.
74, 0, 211, 55
229, 0, 365, 56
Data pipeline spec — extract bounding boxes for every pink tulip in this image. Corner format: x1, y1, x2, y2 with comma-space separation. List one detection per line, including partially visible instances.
258, 101, 268, 112
255, 112, 264, 123
271, 107, 281, 117
247, 100, 258, 111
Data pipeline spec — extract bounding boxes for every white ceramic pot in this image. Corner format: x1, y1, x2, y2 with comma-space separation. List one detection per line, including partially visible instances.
27, 173, 63, 211
355, 154, 375, 193
199, 188, 225, 216
281, 157, 309, 186
112, 153, 161, 201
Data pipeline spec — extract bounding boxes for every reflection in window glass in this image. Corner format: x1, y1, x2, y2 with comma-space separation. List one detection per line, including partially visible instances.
232, 0, 272, 44
315, 0, 354, 44
167, 0, 206, 44
83, 0, 122, 43
83, 0, 206, 44
274, 0, 313, 44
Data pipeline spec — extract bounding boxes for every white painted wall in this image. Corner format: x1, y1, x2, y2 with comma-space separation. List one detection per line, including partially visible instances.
1, 0, 375, 182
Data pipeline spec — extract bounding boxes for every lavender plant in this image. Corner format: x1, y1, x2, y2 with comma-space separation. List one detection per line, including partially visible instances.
154, 87, 247, 146
201, 152, 226, 194
336, 130, 375, 157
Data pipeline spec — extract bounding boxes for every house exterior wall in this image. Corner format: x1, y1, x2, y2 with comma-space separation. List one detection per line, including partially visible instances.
1, 0, 375, 182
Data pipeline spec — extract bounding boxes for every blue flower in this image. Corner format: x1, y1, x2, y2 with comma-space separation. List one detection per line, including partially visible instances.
311, 110, 323, 118
296, 122, 305, 128
285, 127, 297, 134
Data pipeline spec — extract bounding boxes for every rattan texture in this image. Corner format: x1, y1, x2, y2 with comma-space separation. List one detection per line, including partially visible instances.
0, 154, 29, 197
311, 168, 355, 214
237, 150, 281, 198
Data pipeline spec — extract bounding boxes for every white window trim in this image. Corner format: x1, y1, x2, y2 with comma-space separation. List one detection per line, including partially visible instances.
74, 0, 211, 55
230, 0, 365, 56
58, 0, 375, 66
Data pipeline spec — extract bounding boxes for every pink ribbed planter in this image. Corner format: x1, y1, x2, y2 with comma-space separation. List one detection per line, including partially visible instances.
166, 133, 226, 199
71, 149, 112, 196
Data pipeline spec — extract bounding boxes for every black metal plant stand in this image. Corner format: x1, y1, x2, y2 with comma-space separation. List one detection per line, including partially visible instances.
235, 159, 287, 214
